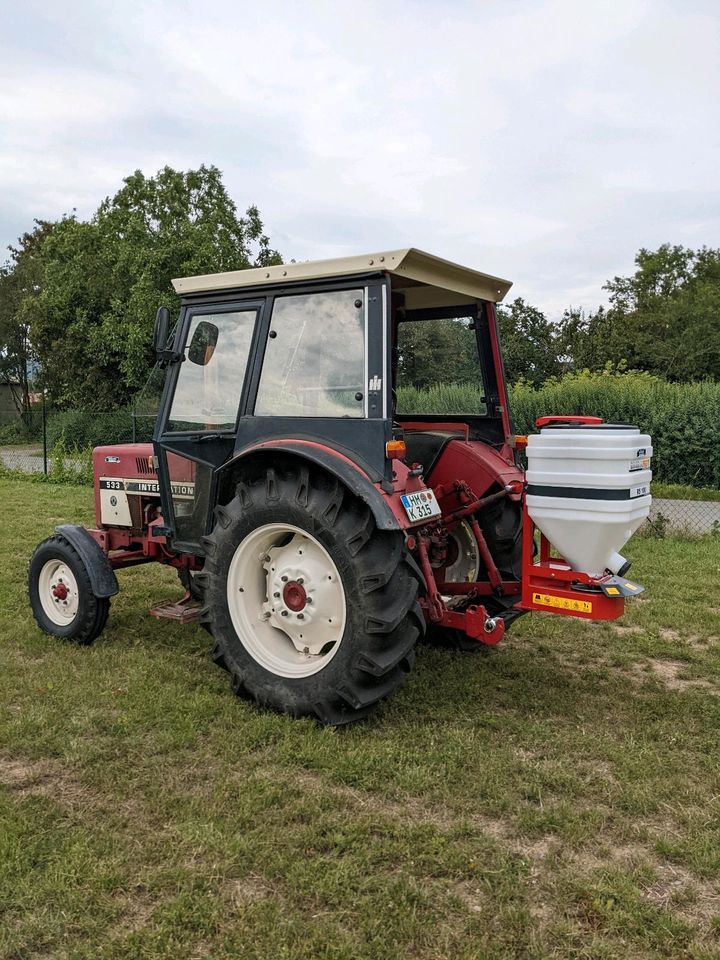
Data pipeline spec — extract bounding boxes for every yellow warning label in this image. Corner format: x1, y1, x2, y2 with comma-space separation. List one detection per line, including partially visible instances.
532, 592, 593, 613
605, 586, 621, 596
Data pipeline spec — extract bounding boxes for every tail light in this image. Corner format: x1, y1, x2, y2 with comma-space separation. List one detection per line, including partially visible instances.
385, 439, 407, 460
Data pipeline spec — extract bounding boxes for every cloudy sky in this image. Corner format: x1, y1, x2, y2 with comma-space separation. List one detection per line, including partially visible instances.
1, 0, 718, 316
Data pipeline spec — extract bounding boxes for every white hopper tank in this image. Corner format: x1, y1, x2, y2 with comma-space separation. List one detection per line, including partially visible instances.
526, 424, 652, 577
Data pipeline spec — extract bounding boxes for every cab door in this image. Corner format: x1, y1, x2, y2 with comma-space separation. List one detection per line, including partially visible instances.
155, 300, 264, 553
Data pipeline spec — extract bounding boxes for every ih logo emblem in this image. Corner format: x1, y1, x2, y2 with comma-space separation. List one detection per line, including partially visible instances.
368, 376, 382, 391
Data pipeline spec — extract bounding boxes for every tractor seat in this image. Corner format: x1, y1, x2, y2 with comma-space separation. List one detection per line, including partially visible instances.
401, 429, 467, 478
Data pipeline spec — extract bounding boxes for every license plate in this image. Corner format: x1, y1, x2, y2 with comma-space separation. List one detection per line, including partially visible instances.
401, 490, 441, 523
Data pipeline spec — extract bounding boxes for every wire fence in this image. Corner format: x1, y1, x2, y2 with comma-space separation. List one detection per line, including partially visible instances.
646, 498, 720, 537
0, 405, 718, 537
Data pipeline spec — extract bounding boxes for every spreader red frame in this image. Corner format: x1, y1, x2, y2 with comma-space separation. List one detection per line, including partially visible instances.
518, 501, 625, 621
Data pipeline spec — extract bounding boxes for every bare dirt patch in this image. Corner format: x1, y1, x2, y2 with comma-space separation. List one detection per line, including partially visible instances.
655, 628, 717, 650
633, 657, 720, 696
109, 892, 156, 938
0, 754, 85, 802
640, 861, 720, 931
289, 767, 513, 840
278, 767, 562, 867
571, 841, 720, 937
452, 879, 484, 913
0, 753, 121, 812
225, 874, 271, 907
612, 624, 645, 636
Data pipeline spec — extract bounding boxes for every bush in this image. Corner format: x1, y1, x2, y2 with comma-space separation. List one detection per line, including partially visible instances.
507, 367, 720, 488
0, 420, 34, 445
0, 410, 43, 444
396, 384, 486, 415
45, 439, 94, 485
45, 407, 154, 449
399, 367, 720, 488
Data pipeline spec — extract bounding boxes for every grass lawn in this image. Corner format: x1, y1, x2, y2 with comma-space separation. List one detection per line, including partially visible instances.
652, 484, 720, 503
1, 477, 720, 959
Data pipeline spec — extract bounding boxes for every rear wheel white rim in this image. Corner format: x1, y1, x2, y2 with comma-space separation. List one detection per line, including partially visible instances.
38, 560, 80, 625
226, 523, 346, 679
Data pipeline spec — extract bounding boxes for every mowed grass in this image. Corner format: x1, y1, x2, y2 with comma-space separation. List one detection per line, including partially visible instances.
1, 478, 720, 960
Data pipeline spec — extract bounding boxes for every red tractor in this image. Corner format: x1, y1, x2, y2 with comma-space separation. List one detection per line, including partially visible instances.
28, 249, 652, 723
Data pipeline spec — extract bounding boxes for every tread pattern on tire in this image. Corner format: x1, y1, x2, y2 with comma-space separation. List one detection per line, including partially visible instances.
28, 535, 110, 645
199, 459, 424, 724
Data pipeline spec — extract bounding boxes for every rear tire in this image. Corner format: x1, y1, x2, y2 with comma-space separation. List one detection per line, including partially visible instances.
28, 535, 110, 645
199, 461, 423, 724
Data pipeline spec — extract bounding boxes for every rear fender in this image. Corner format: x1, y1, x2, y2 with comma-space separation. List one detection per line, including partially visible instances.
55, 524, 120, 597
217, 440, 403, 532
430, 438, 524, 498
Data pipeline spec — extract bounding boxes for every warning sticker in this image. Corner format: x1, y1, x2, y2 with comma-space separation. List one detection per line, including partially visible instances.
532, 592, 593, 613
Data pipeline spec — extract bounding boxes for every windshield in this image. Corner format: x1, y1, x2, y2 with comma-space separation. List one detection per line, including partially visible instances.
395, 317, 486, 415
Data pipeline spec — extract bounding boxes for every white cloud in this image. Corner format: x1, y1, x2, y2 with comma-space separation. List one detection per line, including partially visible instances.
0, 0, 718, 316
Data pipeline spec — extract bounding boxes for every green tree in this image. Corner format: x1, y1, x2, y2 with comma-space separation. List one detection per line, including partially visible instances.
30, 165, 280, 407
561, 245, 720, 380
396, 317, 479, 390
0, 221, 54, 417
496, 298, 561, 385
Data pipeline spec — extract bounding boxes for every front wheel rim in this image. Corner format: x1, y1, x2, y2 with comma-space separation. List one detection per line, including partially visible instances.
226, 523, 347, 679
38, 559, 80, 625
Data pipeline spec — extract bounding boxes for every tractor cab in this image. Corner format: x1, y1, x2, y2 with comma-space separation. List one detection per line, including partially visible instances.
152, 248, 517, 556
29, 249, 653, 725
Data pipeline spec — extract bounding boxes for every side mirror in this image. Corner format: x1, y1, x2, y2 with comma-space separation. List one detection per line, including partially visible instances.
154, 306, 170, 356
188, 320, 220, 365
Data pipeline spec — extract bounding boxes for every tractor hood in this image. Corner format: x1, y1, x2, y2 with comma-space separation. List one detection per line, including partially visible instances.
172, 248, 513, 308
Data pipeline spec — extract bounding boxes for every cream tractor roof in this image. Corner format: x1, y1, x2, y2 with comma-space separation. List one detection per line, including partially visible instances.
173, 248, 512, 309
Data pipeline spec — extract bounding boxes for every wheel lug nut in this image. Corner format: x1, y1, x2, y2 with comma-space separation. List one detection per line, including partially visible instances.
305, 596, 312, 604
297, 577, 304, 585
273, 591, 280, 598
297, 613, 304, 620
281, 575, 288, 582
281, 610, 289, 617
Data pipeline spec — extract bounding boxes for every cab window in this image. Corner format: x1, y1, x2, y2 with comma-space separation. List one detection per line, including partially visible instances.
395, 316, 486, 415
254, 290, 365, 418
168, 309, 257, 431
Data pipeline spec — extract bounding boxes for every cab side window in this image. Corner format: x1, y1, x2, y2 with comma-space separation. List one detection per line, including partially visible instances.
168, 309, 257, 431
255, 290, 365, 418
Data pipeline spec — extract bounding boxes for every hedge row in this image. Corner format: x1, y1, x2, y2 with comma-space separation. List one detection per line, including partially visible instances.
399, 370, 720, 488
44, 371, 719, 488
508, 371, 720, 488
46, 408, 153, 449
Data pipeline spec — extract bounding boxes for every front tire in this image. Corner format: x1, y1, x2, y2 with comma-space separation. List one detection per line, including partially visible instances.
29, 536, 110, 645
200, 461, 423, 724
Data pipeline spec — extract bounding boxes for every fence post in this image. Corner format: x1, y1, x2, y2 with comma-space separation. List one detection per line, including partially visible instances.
42, 391, 48, 475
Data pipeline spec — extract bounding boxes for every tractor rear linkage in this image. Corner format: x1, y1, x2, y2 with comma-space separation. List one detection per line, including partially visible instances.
409, 480, 520, 646
410, 474, 640, 647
